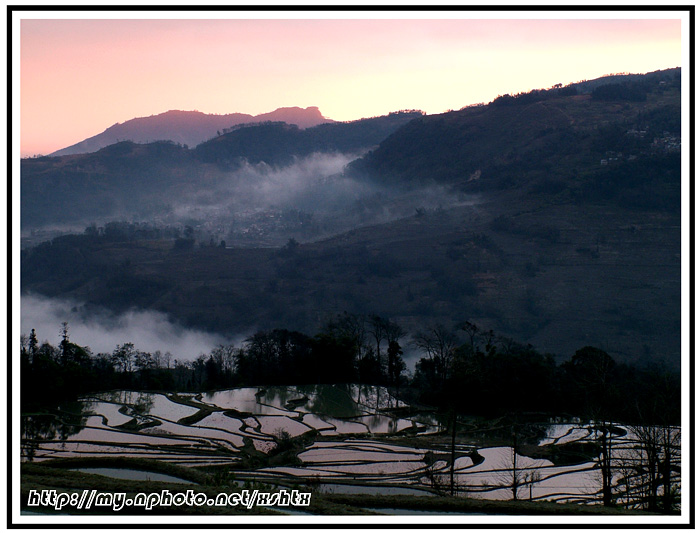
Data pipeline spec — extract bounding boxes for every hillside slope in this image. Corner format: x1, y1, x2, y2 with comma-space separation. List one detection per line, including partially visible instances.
351, 68, 680, 205
193, 111, 425, 168
20, 70, 682, 367
20, 188, 680, 367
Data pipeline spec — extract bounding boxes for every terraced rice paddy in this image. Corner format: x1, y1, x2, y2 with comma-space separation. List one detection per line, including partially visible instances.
21, 384, 680, 505
70, 467, 196, 484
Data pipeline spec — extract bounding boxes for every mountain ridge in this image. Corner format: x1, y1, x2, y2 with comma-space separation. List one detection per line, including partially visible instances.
350, 67, 681, 190
50, 106, 334, 157
21, 110, 425, 229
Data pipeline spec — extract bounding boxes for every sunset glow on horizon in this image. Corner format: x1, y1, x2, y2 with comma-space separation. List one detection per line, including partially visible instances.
18, 12, 683, 156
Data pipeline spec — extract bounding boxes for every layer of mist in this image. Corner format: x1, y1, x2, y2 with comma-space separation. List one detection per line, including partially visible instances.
23, 152, 480, 249
21, 293, 427, 374
21, 294, 231, 361
153, 152, 479, 247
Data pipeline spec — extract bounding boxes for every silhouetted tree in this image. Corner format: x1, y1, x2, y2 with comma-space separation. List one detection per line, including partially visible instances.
413, 324, 458, 384
386, 340, 406, 401
111, 343, 137, 374
367, 315, 388, 376
28, 329, 38, 361
564, 346, 619, 507
59, 322, 70, 365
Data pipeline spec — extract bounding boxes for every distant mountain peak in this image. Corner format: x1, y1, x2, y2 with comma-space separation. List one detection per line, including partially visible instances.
50, 106, 335, 157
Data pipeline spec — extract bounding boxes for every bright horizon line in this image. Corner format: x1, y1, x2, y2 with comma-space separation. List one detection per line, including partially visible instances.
23, 64, 681, 158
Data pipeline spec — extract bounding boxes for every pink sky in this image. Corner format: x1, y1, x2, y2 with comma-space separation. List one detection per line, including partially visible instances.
18, 15, 682, 156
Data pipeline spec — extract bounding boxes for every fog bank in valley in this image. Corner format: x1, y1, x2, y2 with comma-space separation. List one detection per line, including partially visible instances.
166, 152, 480, 246
22, 151, 481, 249
21, 293, 230, 361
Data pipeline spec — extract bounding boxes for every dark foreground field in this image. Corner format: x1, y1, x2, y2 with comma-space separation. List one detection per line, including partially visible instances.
21, 458, 660, 518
